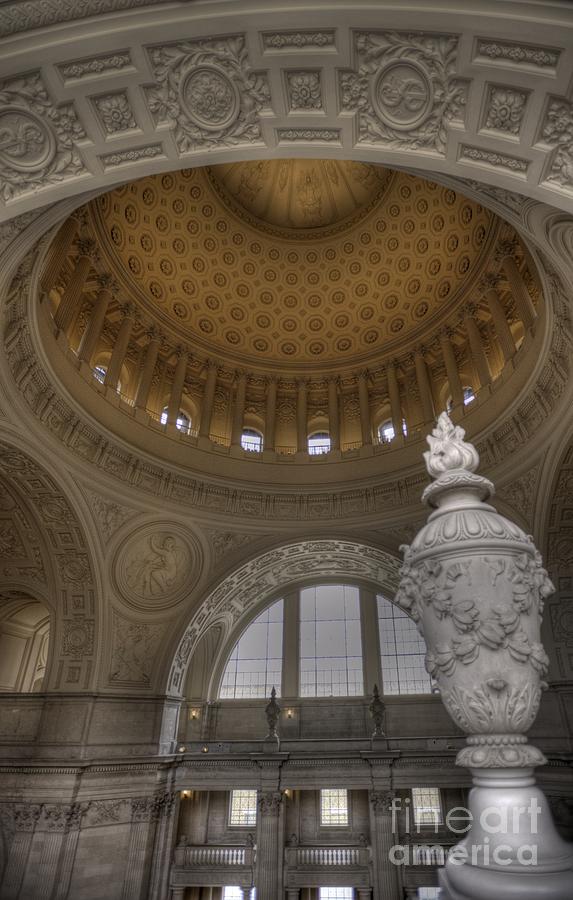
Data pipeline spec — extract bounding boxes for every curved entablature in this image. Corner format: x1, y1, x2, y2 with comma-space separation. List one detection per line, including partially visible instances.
30, 161, 549, 483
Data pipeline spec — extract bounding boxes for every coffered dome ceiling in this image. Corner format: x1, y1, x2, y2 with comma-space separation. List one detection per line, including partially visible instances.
91, 160, 496, 369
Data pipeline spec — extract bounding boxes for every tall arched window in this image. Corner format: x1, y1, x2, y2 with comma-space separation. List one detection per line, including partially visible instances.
300, 585, 363, 697
219, 599, 283, 698
377, 594, 432, 694
377, 418, 408, 443
160, 407, 192, 433
241, 428, 263, 452
308, 432, 331, 455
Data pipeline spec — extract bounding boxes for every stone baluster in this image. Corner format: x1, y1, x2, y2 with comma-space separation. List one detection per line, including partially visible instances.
439, 329, 464, 409
327, 377, 340, 451
265, 376, 278, 451
167, 349, 189, 426
463, 304, 492, 388
369, 792, 400, 900
77, 274, 116, 365
413, 347, 435, 424
104, 304, 135, 390
255, 792, 282, 900
482, 274, 516, 363
40, 217, 78, 294
135, 330, 161, 411
502, 253, 536, 330
386, 361, 403, 439
358, 370, 372, 446
199, 361, 218, 439
231, 371, 248, 448
121, 797, 160, 900
296, 379, 308, 453
1, 804, 42, 900
54, 238, 97, 334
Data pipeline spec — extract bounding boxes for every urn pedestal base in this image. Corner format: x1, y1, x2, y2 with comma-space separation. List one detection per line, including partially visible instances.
439, 768, 573, 900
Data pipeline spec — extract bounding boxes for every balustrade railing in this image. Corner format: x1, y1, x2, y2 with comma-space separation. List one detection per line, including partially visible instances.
174, 845, 254, 868
284, 846, 368, 867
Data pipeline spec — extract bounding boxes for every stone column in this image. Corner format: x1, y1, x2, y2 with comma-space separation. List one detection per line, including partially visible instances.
358, 371, 372, 446
231, 371, 248, 448
439, 329, 464, 409
104, 305, 135, 390
256, 792, 282, 900
54, 238, 97, 334
296, 380, 308, 453
413, 348, 435, 424
199, 361, 218, 439
503, 254, 536, 329
135, 330, 161, 410
396, 413, 573, 900
121, 797, 160, 900
77, 274, 116, 365
386, 361, 403, 439
148, 792, 178, 900
369, 792, 400, 900
1, 804, 41, 900
482, 275, 515, 363
167, 349, 188, 426
327, 377, 340, 451
360, 588, 381, 695
53, 804, 85, 900
265, 376, 278, 451
31, 805, 71, 900
463, 305, 491, 388
282, 590, 300, 698
41, 217, 78, 293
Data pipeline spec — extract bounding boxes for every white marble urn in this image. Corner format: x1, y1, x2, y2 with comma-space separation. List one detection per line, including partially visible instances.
395, 412, 553, 769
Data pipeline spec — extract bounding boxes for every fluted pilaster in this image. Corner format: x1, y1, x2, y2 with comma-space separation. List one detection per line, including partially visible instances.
231, 371, 248, 447
482, 275, 515, 363
135, 330, 161, 410
54, 238, 97, 334
503, 254, 536, 330
296, 380, 308, 453
167, 349, 189, 426
265, 377, 278, 451
40, 217, 78, 294
439, 329, 463, 408
463, 306, 491, 388
413, 348, 435, 424
77, 274, 115, 364
104, 305, 135, 390
327, 377, 340, 451
199, 362, 218, 439
358, 370, 372, 446
369, 792, 400, 900
255, 792, 282, 900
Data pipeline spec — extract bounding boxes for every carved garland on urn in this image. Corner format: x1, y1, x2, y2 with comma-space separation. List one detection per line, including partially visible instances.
396, 413, 553, 768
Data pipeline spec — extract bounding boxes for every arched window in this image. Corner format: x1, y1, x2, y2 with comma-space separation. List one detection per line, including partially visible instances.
219, 599, 283, 698
160, 407, 192, 434
446, 386, 476, 413
241, 428, 263, 452
94, 365, 106, 384
0, 599, 50, 692
377, 419, 408, 443
300, 585, 363, 697
377, 594, 432, 694
308, 432, 331, 455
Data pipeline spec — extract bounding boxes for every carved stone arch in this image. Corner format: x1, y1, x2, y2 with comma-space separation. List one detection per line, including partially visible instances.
167, 538, 400, 696
0, 431, 101, 691
0, 3, 572, 223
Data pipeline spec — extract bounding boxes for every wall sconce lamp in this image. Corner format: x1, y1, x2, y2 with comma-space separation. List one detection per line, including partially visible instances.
286, 709, 293, 719
177, 745, 186, 753
201, 745, 209, 753
181, 790, 192, 799
190, 709, 199, 720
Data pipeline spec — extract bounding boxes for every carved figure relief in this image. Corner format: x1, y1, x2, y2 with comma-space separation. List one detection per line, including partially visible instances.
114, 523, 200, 610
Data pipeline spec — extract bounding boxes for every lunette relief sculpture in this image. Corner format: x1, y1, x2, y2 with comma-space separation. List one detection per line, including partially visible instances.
396, 412, 573, 899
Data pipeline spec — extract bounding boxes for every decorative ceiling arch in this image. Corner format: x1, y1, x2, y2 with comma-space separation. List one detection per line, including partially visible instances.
166, 538, 400, 696
0, 1, 572, 224
0, 434, 101, 691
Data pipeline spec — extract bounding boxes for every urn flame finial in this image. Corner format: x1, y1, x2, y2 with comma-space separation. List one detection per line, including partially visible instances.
423, 412, 480, 479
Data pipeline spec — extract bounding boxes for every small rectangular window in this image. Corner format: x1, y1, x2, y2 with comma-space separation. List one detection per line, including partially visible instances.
229, 789, 257, 827
223, 890, 256, 900
320, 789, 349, 826
318, 890, 354, 900
418, 889, 442, 899
412, 787, 442, 827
